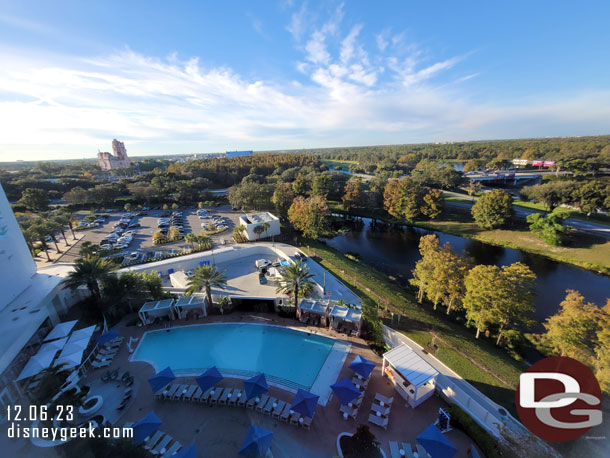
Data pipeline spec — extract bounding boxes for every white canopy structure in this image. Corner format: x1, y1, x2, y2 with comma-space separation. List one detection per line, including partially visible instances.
61, 337, 90, 356
38, 337, 68, 355
382, 344, 439, 408
138, 299, 176, 324
54, 348, 85, 370
68, 325, 96, 343
297, 299, 330, 325
44, 320, 78, 342
174, 296, 207, 319
16, 349, 57, 381
329, 305, 362, 336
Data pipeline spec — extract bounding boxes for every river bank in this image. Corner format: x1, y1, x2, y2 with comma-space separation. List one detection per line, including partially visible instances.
330, 204, 610, 275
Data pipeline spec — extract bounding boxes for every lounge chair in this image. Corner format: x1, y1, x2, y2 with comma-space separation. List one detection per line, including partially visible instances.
199, 388, 213, 404
389, 441, 401, 458
401, 443, 415, 458
255, 394, 269, 413
272, 400, 286, 418
368, 413, 388, 429
340, 404, 357, 420
236, 391, 246, 407
172, 384, 189, 401
228, 389, 240, 406
155, 384, 169, 399
121, 371, 132, 383
371, 403, 391, 417
91, 360, 111, 369
209, 388, 224, 405
151, 435, 173, 455
301, 415, 312, 430
190, 387, 202, 402
374, 393, 394, 406
218, 389, 231, 405
182, 385, 197, 401
415, 444, 431, 458
245, 396, 257, 410
263, 397, 276, 415
280, 404, 291, 423
109, 369, 119, 381
289, 411, 301, 425
144, 431, 164, 450
161, 441, 182, 458
101, 370, 111, 382
125, 375, 134, 387
163, 384, 180, 400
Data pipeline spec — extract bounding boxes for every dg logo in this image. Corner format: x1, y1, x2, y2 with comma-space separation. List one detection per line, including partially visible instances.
516, 356, 603, 442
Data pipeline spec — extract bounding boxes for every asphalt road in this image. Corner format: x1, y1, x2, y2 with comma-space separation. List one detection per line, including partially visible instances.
443, 191, 610, 238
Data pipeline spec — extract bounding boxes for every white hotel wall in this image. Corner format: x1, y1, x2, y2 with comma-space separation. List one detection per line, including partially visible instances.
0, 184, 37, 306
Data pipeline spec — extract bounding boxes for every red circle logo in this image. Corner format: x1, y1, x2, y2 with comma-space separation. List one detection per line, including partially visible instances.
516, 356, 602, 442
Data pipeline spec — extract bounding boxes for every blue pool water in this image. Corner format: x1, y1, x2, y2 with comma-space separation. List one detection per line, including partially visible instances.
132, 324, 335, 390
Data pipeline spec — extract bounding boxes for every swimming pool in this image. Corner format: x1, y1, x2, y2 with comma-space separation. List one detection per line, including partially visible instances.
132, 323, 337, 391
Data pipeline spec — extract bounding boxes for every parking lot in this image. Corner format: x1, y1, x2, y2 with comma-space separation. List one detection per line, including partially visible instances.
56, 205, 244, 264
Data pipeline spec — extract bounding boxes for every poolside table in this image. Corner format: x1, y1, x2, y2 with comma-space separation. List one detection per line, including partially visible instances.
191, 387, 202, 402
280, 404, 291, 422
272, 400, 286, 418
209, 388, 224, 405
163, 384, 180, 400
218, 388, 231, 405
173, 384, 189, 400
371, 403, 390, 417
255, 394, 269, 413
263, 397, 276, 415
374, 393, 394, 406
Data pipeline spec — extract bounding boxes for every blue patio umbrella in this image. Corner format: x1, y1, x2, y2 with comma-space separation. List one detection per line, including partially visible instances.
196, 366, 223, 392
238, 425, 273, 457
148, 366, 176, 393
417, 424, 457, 458
349, 355, 375, 379
243, 373, 269, 400
132, 411, 162, 444
330, 377, 361, 405
96, 328, 120, 345
289, 389, 319, 418
172, 443, 197, 458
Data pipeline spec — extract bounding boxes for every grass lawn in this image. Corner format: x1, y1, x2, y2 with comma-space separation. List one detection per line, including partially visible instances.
301, 240, 526, 415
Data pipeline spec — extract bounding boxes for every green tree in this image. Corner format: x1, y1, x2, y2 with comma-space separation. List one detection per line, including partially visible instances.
276, 259, 315, 308
575, 180, 609, 215
60, 257, 113, 304
79, 241, 100, 260
527, 210, 569, 246
52, 214, 71, 246
421, 188, 444, 219
272, 182, 295, 220
252, 225, 265, 239
229, 180, 273, 211
198, 235, 212, 250
543, 290, 600, 363
464, 262, 536, 344
292, 173, 311, 196
124, 202, 133, 212
19, 188, 48, 211
186, 265, 227, 308
185, 232, 197, 248
288, 195, 330, 239
594, 301, 610, 393
409, 235, 440, 303
471, 190, 514, 229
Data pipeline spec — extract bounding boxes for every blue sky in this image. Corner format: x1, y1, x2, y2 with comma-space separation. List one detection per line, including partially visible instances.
1, 1, 609, 160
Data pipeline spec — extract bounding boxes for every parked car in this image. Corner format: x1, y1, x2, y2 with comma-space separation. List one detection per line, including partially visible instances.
128, 223, 141, 228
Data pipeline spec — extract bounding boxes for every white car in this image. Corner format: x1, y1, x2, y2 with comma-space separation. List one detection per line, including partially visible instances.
122, 231, 135, 237
124, 252, 140, 261
100, 243, 112, 250
114, 243, 129, 250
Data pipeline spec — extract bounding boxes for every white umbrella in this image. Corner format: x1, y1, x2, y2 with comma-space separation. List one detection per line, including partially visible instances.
16, 350, 56, 381
67, 325, 96, 343
54, 348, 85, 370
44, 320, 78, 342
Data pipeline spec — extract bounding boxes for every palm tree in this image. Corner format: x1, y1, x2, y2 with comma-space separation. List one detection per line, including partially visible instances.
276, 260, 315, 308
253, 225, 265, 239
53, 214, 71, 246
198, 235, 212, 250
186, 265, 227, 308
261, 221, 270, 239
78, 241, 98, 260
185, 233, 197, 249
61, 257, 113, 303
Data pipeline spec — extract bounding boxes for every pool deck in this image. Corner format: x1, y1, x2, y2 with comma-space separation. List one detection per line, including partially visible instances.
76, 312, 480, 457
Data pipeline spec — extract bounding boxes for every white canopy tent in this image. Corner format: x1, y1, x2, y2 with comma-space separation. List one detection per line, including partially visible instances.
16, 349, 57, 381
38, 337, 68, 355
297, 300, 330, 325
54, 348, 85, 370
174, 296, 207, 319
329, 305, 362, 336
44, 320, 78, 342
68, 325, 96, 343
61, 337, 90, 356
382, 344, 439, 408
138, 299, 176, 324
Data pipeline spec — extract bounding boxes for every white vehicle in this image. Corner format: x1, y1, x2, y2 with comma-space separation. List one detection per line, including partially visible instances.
100, 243, 112, 250
124, 252, 140, 262
114, 243, 129, 250
122, 231, 135, 237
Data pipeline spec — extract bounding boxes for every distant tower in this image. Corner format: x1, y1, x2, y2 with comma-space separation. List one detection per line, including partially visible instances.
97, 139, 132, 170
